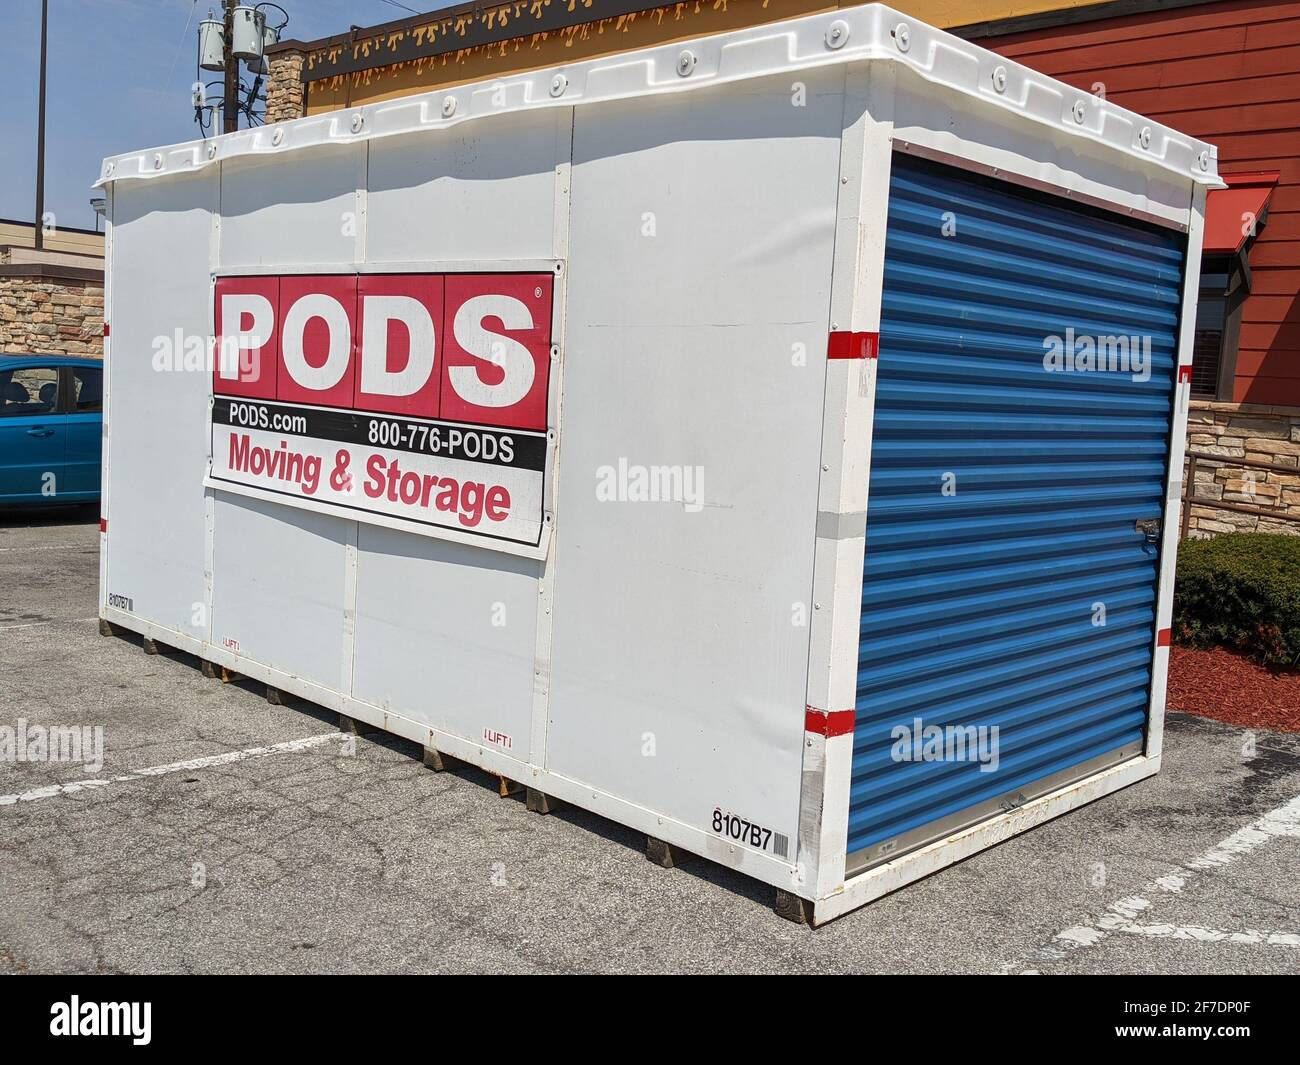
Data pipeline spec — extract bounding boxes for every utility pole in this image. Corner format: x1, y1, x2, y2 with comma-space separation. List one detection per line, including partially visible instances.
223, 0, 239, 134
34, 0, 49, 250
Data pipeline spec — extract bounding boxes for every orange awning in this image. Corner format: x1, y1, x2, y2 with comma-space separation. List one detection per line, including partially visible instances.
1203, 172, 1279, 255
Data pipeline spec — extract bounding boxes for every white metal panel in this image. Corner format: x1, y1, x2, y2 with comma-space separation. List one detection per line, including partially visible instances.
210, 494, 351, 690
210, 145, 363, 685
529, 110, 576, 769
1148, 182, 1207, 762
218, 146, 364, 268
98, 183, 112, 620
366, 110, 564, 263
356, 106, 569, 751
544, 70, 844, 862
350, 526, 541, 751
889, 64, 1196, 228
798, 61, 894, 899
103, 174, 217, 639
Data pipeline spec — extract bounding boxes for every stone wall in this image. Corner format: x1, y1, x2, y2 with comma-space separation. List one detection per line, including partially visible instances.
0, 275, 103, 358
1184, 400, 1300, 537
265, 47, 306, 123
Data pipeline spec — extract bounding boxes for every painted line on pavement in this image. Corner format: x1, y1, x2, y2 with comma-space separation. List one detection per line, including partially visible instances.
0, 732, 344, 807
1006, 793, 1300, 972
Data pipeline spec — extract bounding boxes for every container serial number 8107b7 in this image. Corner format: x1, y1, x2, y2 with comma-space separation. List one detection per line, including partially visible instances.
713, 808, 789, 858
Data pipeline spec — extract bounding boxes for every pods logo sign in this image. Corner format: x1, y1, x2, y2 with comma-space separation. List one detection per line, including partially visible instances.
207, 271, 556, 553
213, 272, 553, 430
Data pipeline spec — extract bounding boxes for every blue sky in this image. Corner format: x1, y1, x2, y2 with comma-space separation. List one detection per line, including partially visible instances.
0, 0, 436, 230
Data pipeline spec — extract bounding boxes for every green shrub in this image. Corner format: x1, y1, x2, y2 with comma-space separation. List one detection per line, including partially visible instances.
1173, 533, 1300, 668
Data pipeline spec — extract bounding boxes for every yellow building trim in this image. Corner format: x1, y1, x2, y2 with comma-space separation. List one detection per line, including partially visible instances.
0, 220, 104, 259
304, 0, 1111, 113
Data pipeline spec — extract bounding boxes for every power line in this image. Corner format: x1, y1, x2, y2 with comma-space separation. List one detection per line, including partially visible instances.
166, 1, 199, 89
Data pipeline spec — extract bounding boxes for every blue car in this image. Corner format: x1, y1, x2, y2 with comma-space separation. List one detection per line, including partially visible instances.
0, 355, 103, 504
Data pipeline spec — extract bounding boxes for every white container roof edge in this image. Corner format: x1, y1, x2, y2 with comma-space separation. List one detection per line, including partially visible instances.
96, 3, 1221, 190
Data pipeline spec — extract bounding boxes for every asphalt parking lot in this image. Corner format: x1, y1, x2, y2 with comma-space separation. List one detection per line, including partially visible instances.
1, 510, 1297, 974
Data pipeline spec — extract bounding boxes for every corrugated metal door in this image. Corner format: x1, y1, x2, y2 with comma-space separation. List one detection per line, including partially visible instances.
847, 154, 1185, 873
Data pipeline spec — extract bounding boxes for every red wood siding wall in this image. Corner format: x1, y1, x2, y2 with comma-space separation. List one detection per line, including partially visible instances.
991, 0, 1300, 406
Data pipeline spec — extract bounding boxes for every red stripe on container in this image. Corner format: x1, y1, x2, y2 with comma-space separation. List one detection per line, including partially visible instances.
1177, 365, 1192, 384
827, 331, 879, 360
805, 706, 856, 737
1157, 628, 1171, 647
99, 518, 107, 533
103, 322, 110, 337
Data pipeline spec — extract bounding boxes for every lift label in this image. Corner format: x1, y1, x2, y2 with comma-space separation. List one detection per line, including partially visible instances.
207, 271, 555, 552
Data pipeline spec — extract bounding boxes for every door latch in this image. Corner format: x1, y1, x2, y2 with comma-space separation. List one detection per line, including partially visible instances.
1134, 518, 1161, 545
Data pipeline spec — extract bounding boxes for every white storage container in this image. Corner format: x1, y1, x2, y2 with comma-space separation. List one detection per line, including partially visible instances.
95, 4, 1218, 924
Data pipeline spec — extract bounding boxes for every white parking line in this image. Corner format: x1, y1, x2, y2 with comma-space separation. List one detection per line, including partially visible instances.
1186, 795, 1300, 868
1108, 923, 1300, 947
0, 543, 91, 553
0, 617, 98, 633
0, 732, 345, 807
1006, 793, 1300, 972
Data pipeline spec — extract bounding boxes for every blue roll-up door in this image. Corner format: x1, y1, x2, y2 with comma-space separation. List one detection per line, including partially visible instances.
847, 154, 1185, 872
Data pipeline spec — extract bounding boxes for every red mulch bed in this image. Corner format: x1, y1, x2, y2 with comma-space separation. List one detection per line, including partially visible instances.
1168, 645, 1300, 733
